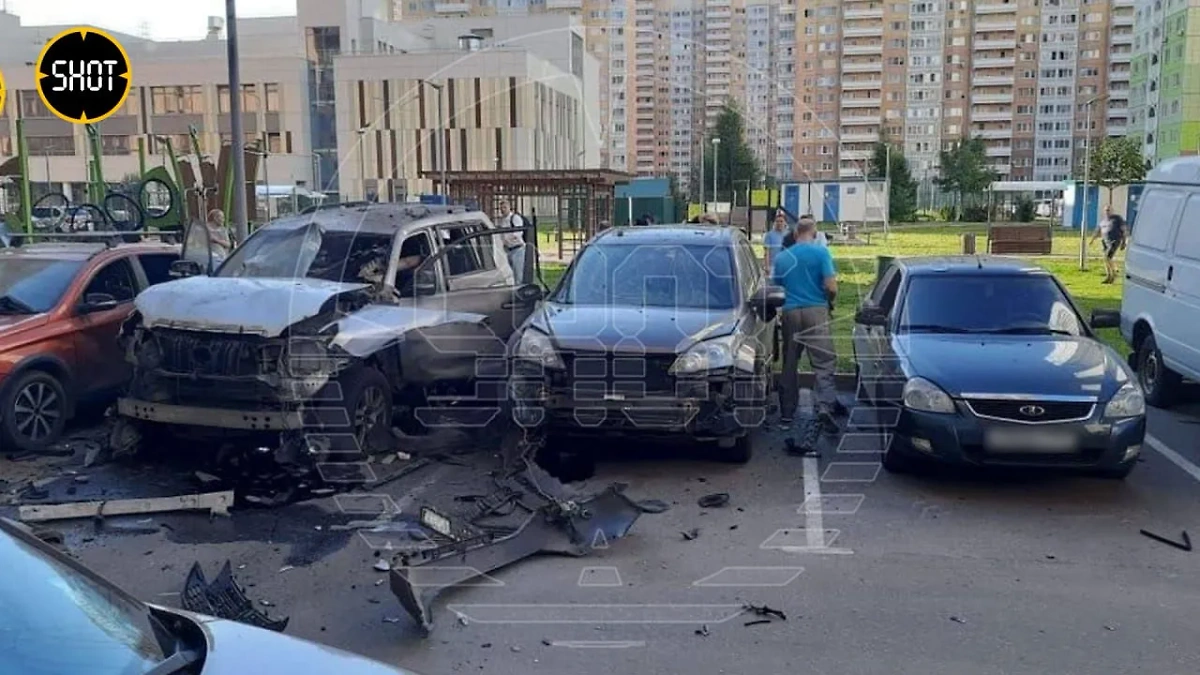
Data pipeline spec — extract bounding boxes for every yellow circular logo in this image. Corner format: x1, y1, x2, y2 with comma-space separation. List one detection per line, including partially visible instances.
35, 27, 132, 124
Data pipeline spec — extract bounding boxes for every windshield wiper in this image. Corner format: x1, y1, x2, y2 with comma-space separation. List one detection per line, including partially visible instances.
143, 648, 201, 675
987, 326, 1077, 337
0, 295, 36, 314
900, 324, 975, 334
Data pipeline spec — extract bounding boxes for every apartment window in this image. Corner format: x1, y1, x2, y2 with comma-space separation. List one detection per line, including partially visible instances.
27, 136, 75, 156
218, 85, 259, 113
151, 85, 204, 115
18, 91, 52, 118
264, 83, 281, 112
101, 135, 131, 155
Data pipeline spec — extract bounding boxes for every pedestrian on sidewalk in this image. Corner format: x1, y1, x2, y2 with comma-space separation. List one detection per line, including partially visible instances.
763, 210, 787, 269
1090, 204, 1127, 284
497, 199, 529, 282
205, 209, 232, 261
773, 215, 840, 432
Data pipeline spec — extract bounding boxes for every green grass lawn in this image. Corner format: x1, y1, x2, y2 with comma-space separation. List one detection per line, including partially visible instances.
536, 224, 1127, 373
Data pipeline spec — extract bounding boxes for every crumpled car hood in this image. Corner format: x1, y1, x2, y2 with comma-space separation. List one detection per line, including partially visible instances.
135, 276, 370, 336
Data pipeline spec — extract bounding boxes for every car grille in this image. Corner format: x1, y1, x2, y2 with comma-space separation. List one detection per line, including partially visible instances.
553, 352, 678, 398
964, 399, 1095, 424
153, 329, 278, 377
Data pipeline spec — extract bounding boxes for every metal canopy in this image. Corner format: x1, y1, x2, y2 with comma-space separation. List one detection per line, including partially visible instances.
421, 169, 634, 261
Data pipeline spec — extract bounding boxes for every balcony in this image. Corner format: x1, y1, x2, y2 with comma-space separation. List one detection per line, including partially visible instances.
844, 7, 883, 19
707, 18, 731, 30
546, 0, 582, 8
975, 20, 1017, 32
841, 131, 880, 143
972, 110, 1012, 122
841, 148, 872, 160
1111, 51, 1133, 63
974, 128, 1013, 139
706, 8, 732, 19
839, 167, 866, 178
975, 2, 1018, 14
843, 43, 883, 55
844, 25, 884, 37
1107, 124, 1129, 136
974, 56, 1015, 68
989, 163, 1012, 175
1113, 13, 1135, 26
842, 60, 883, 73
842, 78, 883, 91
975, 39, 1017, 50
974, 75, 1015, 86
843, 114, 882, 125
1109, 70, 1131, 81
434, 2, 471, 13
841, 96, 883, 108
985, 146, 1012, 157
1108, 106, 1130, 117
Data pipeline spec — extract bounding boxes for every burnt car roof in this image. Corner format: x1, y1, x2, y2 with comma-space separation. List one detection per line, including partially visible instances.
258, 203, 477, 236
899, 255, 1051, 277
591, 224, 742, 245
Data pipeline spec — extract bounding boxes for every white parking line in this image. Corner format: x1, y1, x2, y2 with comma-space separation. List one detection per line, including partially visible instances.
1146, 434, 1200, 483
802, 455, 825, 549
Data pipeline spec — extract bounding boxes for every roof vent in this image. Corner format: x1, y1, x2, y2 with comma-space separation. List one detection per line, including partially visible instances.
206, 16, 224, 39
458, 34, 483, 51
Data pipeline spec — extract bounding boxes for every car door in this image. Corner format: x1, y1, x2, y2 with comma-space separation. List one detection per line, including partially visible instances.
133, 252, 182, 288
1122, 187, 1183, 355
735, 236, 773, 370
71, 257, 139, 395
1161, 193, 1200, 379
852, 265, 902, 402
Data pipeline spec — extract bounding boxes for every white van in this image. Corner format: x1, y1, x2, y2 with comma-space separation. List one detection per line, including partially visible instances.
1121, 157, 1200, 407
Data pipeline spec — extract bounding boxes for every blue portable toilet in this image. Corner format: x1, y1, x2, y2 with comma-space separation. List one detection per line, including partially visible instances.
1126, 183, 1145, 226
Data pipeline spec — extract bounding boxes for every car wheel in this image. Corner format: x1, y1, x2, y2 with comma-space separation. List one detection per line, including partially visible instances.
347, 367, 394, 455
1136, 333, 1182, 409
1095, 460, 1136, 481
854, 364, 871, 403
721, 433, 754, 464
1, 370, 70, 453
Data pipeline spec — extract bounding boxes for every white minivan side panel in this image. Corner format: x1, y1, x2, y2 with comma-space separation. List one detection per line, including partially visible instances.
1164, 194, 1200, 380
1122, 186, 1200, 381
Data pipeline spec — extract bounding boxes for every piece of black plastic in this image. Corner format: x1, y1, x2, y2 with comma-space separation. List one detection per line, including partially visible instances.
182, 561, 290, 632
1139, 529, 1193, 552
698, 493, 730, 509
634, 499, 670, 514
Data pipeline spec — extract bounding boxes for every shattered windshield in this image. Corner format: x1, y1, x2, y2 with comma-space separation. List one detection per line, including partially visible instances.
0, 258, 83, 314
554, 242, 736, 309
216, 223, 393, 285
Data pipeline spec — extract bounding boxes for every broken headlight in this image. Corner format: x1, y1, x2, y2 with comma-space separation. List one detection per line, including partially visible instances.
284, 338, 340, 377
514, 329, 565, 369
670, 336, 755, 375
136, 334, 164, 369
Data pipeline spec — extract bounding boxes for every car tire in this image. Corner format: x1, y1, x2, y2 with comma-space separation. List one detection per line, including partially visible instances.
854, 364, 871, 403
1136, 333, 1182, 409
319, 366, 394, 457
1, 370, 70, 454
1095, 461, 1136, 481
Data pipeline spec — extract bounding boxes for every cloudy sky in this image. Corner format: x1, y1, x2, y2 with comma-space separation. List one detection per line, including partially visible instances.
4, 0, 297, 40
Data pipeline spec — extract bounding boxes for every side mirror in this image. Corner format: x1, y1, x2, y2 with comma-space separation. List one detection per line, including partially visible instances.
80, 292, 120, 314
1090, 308, 1120, 329
169, 260, 203, 278
414, 269, 439, 296
516, 283, 544, 303
854, 305, 889, 327
750, 285, 785, 316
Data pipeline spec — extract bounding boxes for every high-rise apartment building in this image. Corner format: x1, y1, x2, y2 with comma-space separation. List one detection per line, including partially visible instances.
398, 0, 1140, 189
1130, 0, 1199, 165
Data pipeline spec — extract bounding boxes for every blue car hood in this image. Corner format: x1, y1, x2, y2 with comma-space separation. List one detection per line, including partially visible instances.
893, 334, 1134, 400
527, 302, 740, 353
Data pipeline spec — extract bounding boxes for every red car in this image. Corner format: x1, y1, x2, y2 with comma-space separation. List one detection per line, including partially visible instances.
0, 241, 179, 452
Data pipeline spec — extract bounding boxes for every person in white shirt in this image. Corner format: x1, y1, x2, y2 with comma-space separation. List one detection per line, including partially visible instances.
497, 200, 528, 282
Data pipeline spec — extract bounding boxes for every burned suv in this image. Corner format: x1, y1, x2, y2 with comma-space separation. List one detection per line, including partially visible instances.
113, 204, 540, 465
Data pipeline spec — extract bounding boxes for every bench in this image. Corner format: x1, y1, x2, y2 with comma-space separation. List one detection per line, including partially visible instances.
987, 224, 1052, 255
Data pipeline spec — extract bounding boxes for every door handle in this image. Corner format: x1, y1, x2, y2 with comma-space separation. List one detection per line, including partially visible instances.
1168, 265, 1174, 282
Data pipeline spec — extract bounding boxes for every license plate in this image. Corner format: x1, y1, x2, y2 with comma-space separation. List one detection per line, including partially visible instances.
984, 427, 1079, 453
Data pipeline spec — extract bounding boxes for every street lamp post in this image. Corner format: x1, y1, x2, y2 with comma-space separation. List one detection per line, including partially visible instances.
423, 80, 447, 200
711, 138, 721, 208
356, 127, 369, 201
225, 0, 249, 242
1080, 93, 1109, 271
699, 140, 705, 212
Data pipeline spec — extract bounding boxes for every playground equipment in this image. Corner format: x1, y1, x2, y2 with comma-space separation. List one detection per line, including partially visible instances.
1, 117, 263, 245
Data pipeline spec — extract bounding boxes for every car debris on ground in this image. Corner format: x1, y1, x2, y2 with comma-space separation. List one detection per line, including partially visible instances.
182, 560, 290, 632
1139, 528, 1193, 552
17, 490, 235, 522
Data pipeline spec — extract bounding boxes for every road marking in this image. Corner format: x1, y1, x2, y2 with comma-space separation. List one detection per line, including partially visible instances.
1146, 434, 1200, 483
802, 456, 824, 548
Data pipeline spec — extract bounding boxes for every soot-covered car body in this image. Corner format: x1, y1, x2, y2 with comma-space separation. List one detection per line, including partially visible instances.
114, 203, 540, 462
510, 225, 782, 463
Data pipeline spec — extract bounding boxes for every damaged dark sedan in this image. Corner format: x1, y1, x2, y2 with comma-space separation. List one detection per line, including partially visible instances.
510, 225, 782, 462
113, 204, 540, 467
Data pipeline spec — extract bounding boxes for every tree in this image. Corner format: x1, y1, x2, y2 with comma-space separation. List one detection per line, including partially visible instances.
1086, 136, 1146, 206
868, 142, 918, 222
935, 138, 996, 221
701, 101, 762, 204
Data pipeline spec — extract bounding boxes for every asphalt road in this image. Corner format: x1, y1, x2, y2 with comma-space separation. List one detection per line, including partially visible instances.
10, 395, 1200, 675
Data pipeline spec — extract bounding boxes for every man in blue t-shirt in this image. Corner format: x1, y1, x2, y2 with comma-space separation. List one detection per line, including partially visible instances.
763, 210, 788, 268
773, 216, 839, 431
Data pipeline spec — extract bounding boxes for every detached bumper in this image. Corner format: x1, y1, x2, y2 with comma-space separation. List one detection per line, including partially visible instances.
892, 403, 1146, 470
117, 398, 304, 431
